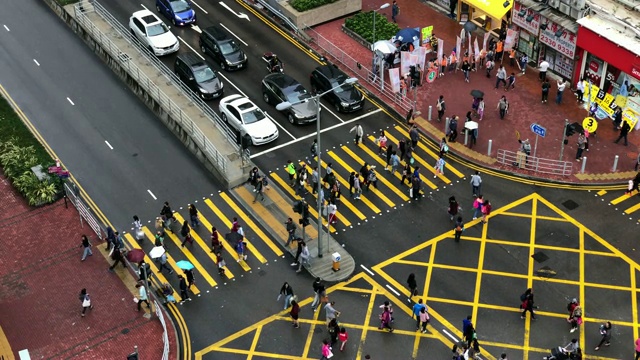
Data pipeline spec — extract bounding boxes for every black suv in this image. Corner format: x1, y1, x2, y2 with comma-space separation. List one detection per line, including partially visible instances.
310, 65, 364, 113
199, 26, 248, 71
174, 52, 223, 100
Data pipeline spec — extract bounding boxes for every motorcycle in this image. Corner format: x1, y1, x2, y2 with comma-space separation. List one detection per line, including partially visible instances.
262, 52, 284, 73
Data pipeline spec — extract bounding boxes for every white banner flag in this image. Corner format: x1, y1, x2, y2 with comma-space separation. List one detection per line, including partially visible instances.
474, 38, 480, 62
389, 68, 400, 93
483, 32, 490, 51
437, 39, 444, 63
504, 28, 518, 51
468, 34, 472, 55
456, 36, 461, 60
401, 51, 412, 76
415, 46, 427, 71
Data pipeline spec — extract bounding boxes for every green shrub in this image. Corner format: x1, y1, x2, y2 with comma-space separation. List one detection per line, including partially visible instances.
15, 172, 59, 206
290, 0, 336, 12
0, 141, 39, 179
345, 11, 400, 43
55, 0, 81, 5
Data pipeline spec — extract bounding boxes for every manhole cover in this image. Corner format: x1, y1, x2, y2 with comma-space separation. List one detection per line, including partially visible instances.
536, 266, 557, 278
562, 200, 579, 210
531, 251, 549, 263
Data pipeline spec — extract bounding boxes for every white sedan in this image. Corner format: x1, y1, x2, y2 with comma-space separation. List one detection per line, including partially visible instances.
219, 95, 279, 146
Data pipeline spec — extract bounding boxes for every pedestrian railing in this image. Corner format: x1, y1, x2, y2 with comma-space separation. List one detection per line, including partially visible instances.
497, 149, 573, 177
301, 25, 414, 113
155, 299, 171, 360
256, 0, 299, 33
63, 180, 106, 240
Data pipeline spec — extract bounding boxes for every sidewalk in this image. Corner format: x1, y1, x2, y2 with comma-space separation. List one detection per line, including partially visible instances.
0, 176, 177, 359
310, 0, 638, 183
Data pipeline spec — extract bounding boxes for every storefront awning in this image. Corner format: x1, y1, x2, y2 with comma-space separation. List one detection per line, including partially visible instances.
466, 0, 513, 20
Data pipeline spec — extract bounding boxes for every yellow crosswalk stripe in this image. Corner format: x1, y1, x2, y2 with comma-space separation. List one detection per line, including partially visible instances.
270, 172, 337, 232
299, 161, 361, 223
219, 192, 282, 259
379, 133, 452, 184
394, 125, 465, 178
596, 190, 607, 196
333, 148, 404, 204
161, 223, 220, 286
124, 233, 182, 302
624, 202, 640, 214
311, 160, 381, 215
361, 137, 437, 190
611, 191, 636, 205
196, 213, 251, 272
141, 227, 202, 294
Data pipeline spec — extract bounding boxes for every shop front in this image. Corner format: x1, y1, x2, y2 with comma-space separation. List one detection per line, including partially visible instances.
537, 11, 578, 82
456, 0, 512, 37
510, 0, 543, 66
576, 15, 640, 127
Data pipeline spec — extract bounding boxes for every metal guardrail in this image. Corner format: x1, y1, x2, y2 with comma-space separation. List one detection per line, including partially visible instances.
63, 180, 105, 239
155, 299, 170, 360
497, 149, 573, 176
73, 1, 239, 170
256, 0, 299, 33
302, 25, 413, 113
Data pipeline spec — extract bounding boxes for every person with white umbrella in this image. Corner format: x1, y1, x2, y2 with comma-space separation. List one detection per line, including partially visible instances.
465, 114, 479, 149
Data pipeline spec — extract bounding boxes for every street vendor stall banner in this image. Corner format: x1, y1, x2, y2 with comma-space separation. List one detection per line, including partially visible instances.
512, 2, 541, 34
468, 34, 472, 57
421, 26, 433, 45
539, 17, 577, 58
504, 28, 518, 51
582, 80, 639, 130
483, 32, 490, 51
474, 38, 480, 62
389, 67, 401, 93
414, 46, 427, 70
456, 36, 461, 61
401, 51, 412, 75
437, 39, 444, 63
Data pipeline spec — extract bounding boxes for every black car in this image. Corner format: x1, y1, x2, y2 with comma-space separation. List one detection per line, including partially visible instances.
262, 73, 319, 125
199, 26, 248, 71
174, 52, 223, 100
310, 65, 364, 113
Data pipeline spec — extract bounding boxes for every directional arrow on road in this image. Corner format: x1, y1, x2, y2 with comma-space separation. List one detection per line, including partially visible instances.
219, 2, 250, 21
191, 25, 202, 33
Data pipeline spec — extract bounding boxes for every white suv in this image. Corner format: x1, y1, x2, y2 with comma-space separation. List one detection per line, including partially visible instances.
129, 10, 179, 56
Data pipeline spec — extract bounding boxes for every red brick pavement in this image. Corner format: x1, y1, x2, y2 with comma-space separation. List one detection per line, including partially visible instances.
310, 0, 639, 181
0, 177, 177, 359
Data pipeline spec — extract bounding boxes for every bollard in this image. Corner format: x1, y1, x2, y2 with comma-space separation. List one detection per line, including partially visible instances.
428, 105, 432, 121
581, 156, 587, 173
464, 128, 469, 146
444, 117, 450, 135
487, 139, 492, 156
612, 155, 619, 172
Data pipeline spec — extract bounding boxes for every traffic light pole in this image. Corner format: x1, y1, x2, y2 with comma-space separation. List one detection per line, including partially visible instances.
560, 119, 568, 161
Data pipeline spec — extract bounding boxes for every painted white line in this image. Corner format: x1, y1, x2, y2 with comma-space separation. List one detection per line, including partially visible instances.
66, 97, 75, 106
191, 0, 209, 14
191, 25, 202, 34
177, 37, 205, 60
385, 284, 400, 296
266, 113, 296, 140
250, 108, 382, 158
140, 4, 148, 10
218, 23, 248, 46
320, 103, 343, 123
218, 2, 250, 21
442, 329, 459, 342
104, 140, 114, 150
216, 72, 246, 97
360, 264, 375, 276
147, 189, 157, 200
33, 59, 40, 66
3, 25, 9, 32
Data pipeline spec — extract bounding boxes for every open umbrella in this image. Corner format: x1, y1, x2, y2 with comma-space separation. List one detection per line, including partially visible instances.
372, 40, 397, 54
395, 28, 420, 43
176, 260, 194, 270
149, 246, 166, 259
225, 231, 244, 246
465, 121, 479, 130
463, 21, 477, 34
470, 89, 484, 98
127, 248, 145, 263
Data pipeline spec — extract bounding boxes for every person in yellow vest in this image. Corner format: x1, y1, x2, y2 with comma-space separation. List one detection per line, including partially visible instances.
495, 40, 504, 62
509, 48, 516, 67
286, 160, 296, 186
430, 34, 438, 53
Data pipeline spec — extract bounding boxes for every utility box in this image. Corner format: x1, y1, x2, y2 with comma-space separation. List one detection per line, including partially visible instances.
332, 252, 341, 272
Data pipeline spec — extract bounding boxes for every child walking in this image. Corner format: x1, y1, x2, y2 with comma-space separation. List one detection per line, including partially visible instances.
434, 157, 445, 178
339, 327, 348, 351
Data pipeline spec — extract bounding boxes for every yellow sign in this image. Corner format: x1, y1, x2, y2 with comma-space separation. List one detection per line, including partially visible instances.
583, 81, 617, 117
582, 117, 597, 133
421, 26, 433, 45
465, 0, 513, 20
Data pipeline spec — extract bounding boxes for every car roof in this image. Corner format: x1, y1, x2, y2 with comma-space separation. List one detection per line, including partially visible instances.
203, 26, 231, 41
178, 52, 208, 67
132, 10, 161, 25
314, 64, 348, 81
264, 73, 300, 89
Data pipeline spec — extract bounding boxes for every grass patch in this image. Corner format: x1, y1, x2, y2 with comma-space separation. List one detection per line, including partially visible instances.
290, 0, 336, 12
345, 11, 400, 43
0, 97, 51, 161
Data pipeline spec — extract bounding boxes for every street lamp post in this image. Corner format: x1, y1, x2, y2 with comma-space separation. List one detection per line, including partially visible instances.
372, 3, 390, 46
276, 77, 358, 258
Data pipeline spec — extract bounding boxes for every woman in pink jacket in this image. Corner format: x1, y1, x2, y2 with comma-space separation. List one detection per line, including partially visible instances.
320, 339, 332, 359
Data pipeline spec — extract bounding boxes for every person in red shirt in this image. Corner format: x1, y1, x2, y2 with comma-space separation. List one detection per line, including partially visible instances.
290, 299, 300, 328
339, 327, 348, 351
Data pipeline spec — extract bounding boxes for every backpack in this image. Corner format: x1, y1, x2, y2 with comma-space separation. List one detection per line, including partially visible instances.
442, 144, 449, 153
436, 100, 443, 111
520, 293, 527, 302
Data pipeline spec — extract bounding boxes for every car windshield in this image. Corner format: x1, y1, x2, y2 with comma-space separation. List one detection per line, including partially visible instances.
147, 23, 169, 37
241, 108, 266, 124
331, 75, 354, 94
284, 84, 311, 103
220, 41, 240, 55
194, 68, 216, 82
171, 0, 191, 12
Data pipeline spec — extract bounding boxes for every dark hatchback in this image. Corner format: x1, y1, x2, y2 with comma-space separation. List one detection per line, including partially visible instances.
310, 65, 364, 113
199, 26, 247, 71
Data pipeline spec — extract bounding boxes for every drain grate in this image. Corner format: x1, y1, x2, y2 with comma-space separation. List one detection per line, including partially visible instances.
531, 251, 549, 263
562, 200, 579, 210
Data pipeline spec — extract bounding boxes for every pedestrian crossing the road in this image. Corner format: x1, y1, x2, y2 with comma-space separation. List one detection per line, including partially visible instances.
268, 124, 467, 232
595, 188, 640, 222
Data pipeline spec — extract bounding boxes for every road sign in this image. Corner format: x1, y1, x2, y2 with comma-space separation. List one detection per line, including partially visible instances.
582, 117, 598, 133
530, 123, 547, 138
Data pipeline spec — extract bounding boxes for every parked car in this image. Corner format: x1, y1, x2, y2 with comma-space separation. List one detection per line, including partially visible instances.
174, 52, 223, 100
129, 9, 179, 56
199, 26, 248, 71
310, 65, 364, 113
262, 73, 319, 125
219, 94, 279, 146
155, 0, 196, 26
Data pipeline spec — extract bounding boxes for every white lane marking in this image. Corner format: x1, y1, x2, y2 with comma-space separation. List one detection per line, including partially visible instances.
250, 108, 382, 158
320, 103, 343, 123
191, 0, 209, 14
218, 2, 250, 21
216, 71, 246, 97
104, 140, 114, 150
191, 25, 202, 34
218, 23, 248, 46
147, 189, 157, 200
3, 25, 9, 32
442, 329, 459, 342
360, 264, 374, 276
385, 284, 400, 296
67, 97, 75, 106
140, 4, 148, 10
266, 113, 296, 140
177, 37, 205, 60
33, 59, 40, 66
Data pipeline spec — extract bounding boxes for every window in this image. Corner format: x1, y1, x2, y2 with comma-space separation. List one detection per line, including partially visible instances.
241, 108, 266, 124
194, 67, 215, 83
